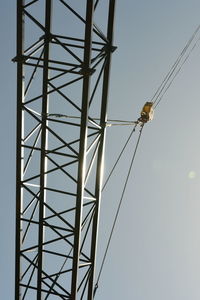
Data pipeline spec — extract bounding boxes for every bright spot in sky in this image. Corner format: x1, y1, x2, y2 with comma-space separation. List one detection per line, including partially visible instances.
188, 171, 196, 179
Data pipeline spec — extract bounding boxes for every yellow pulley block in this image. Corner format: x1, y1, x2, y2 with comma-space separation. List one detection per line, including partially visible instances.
138, 102, 154, 123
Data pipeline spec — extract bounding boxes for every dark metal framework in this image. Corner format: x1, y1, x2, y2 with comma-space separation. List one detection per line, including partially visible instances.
15, 0, 116, 299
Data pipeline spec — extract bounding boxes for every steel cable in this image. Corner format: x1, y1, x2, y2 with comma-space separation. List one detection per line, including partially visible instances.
154, 35, 200, 109
94, 124, 144, 297
102, 123, 138, 192
151, 24, 200, 108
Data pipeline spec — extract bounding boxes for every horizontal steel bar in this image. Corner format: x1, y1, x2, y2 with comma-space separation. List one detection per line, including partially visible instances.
43, 249, 72, 259
23, 182, 40, 188
19, 284, 70, 299
44, 187, 77, 197
52, 34, 106, 46
23, 54, 81, 68
46, 117, 81, 127
51, 40, 103, 52
24, 62, 81, 74
21, 218, 74, 233
23, 145, 78, 159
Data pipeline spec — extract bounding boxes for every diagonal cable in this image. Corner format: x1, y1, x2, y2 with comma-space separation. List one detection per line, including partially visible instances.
152, 24, 200, 107
154, 35, 200, 109
94, 124, 144, 297
102, 123, 138, 192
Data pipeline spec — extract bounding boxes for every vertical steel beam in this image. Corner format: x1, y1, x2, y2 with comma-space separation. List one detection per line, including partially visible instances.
15, 1, 25, 299
88, 1, 116, 299
71, 1, 94, 299
37, 1, 52, 299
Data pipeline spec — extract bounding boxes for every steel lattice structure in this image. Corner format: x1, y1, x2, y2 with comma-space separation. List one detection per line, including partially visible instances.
15, 0, 116, 299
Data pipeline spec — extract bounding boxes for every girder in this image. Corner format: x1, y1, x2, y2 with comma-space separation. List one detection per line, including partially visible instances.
15, 1, 116, 299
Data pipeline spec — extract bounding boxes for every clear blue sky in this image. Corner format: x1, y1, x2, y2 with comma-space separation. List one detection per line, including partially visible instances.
1, 1, 200, 299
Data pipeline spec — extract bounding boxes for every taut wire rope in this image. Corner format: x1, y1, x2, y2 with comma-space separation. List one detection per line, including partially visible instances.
94, 124, 144, 297
151, 24, 200, 108
102, 123, 138, 192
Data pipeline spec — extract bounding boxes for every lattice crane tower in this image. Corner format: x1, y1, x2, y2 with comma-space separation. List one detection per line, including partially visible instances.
15, 0, 116, 299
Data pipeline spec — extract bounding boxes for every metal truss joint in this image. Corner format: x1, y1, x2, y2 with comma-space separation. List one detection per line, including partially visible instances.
44, 32, 53, 44
102, 44, 117, 54
12, 54, 26, 63
79, 66, 96, 76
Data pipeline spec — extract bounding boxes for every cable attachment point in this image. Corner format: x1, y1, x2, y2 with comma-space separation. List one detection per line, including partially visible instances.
137, 101, 154, 124
93, 283, 98, 297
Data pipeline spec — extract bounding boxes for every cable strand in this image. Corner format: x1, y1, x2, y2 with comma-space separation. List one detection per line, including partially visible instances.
94, 124, 144, 297
151, 24, 200, 107
102, 123, 138, 192
154, 35, 200, 109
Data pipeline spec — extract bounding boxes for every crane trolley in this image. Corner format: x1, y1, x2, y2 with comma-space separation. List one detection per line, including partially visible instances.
138, 101, 154, 123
